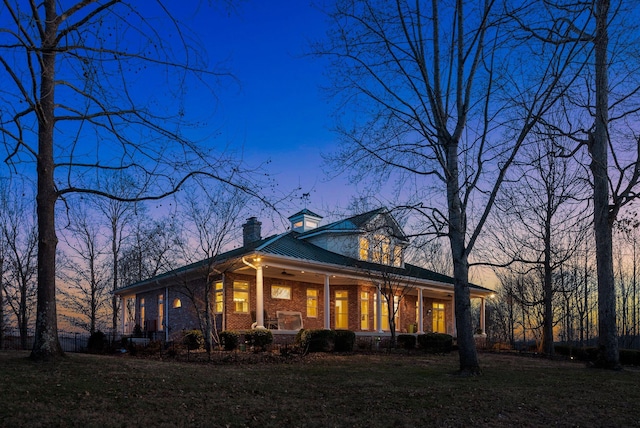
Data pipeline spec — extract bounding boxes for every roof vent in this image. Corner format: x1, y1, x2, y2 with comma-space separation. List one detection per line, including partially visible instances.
288, 209, 323, 233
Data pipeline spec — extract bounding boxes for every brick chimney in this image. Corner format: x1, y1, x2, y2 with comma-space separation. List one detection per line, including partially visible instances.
242, 217, 262, 246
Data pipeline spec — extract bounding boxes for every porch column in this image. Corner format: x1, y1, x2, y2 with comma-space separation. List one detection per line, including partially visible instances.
376, 286, 383, 333
256, 263, 264, 328
479, 297, 486, 334
417, 288, 424, 334
121, 296, 125, 336
324, 275, 331, 329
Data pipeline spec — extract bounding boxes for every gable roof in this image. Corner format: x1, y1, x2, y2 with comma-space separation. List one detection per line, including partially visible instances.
298, 207, 408, 242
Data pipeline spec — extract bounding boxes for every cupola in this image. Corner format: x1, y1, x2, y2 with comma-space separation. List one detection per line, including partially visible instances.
288, 209, 323, 233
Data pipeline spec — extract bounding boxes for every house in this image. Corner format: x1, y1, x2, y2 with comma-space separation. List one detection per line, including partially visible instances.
114, 207, 492, 342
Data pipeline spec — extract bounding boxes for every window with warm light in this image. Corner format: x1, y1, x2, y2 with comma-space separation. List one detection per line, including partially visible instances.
359, 236, 369, 261
140, 298, 145, 327
233, 281, 249, 313
374, 294, 399, 331
433, 302, 446, 333
172, 298, 181, 308
307, 289, 318, 317
393, 246, 403, 267
158, 294, 164, 330
360, 291, 369, 330
335, 291, 349, 329
271, 285, 291, 300
214, 281, 224, 314
126, 298, 135, 331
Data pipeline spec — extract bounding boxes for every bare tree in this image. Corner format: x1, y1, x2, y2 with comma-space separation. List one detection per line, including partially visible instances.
524, 0, 640, 368
318, 0, 583, 373
488, 137, 589, 355
0, 1, 262, 360
175, 183, 248, 355
0, 182, 38, 349
58, 203, 110, 334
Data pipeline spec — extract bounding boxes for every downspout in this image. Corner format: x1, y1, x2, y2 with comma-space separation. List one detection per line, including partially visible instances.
324, 275, 331, 329
242, 256, 264, 328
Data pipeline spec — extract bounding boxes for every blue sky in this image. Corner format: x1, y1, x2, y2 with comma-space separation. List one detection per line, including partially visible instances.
195, 1, 355, 214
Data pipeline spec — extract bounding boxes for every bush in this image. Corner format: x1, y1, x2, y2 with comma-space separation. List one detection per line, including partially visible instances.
554, 345, 598, 361
244, 329, 273, 351
397, 334, 417, 350
87, 330, 107, 353
334, 330, 356, 352
417, 333, 453, 354
182, 329, 204, 350
133, 324, 143, 338
219, 330, 241, 351
619, 349, 640, 366
295, 329, 336, 353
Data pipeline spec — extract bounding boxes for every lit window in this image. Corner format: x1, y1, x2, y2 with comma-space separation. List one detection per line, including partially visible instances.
433, 302, 446, 333
214, 282, 224, 314
271, 285, 291, 300
360, 291, 369, 330
359, 237, 369, 261
158, 294, 164, 330
172, 298, 181, 309
393, 246, 402, 267
335, 291, 349, 329
307, 289, 318, 317
140, 298, 145, 327
233, 281, 249, 313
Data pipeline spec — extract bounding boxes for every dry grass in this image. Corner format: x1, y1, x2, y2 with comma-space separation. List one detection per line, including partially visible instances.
0, 350, 638, 427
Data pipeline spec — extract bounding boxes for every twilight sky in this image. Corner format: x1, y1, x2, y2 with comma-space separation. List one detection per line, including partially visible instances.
194, 1, 356, 215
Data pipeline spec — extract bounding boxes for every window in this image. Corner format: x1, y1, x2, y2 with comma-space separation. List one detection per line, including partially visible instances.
307, 289, 318, 318
335, 291, 349, 329
393, 246, 403, 267
359, 237, 369, 261
140, 298, 145, 328
172, 298, 181, 309
214, 281, 224, 314
158, 294, 164, 330
433, 302, 446, 333
360, 291, 369, 330
271, 285, 291, 300
374, 294, 399, 331
126, 297, 136, 330
233, 281, 249, 313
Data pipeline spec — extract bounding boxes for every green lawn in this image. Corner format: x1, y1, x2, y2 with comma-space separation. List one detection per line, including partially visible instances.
0, 350, 638, 427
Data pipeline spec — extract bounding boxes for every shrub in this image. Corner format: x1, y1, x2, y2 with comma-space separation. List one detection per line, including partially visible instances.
417, 333, 453, 354
334, 330, 356, 352
554, 345, 598, 361
620, 349, 640, 366
133, 324, 143, 338
296, 329, 335, 353
219, 330, 241, 351
397, 334, 417, 350
244, 329, 273, 351
87, 330, 107, 353
182, 329, 204, 350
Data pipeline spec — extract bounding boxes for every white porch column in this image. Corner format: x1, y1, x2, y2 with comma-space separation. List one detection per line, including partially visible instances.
376, 286, 383, 333
256, 263, 264, 328
324, 275, 331, 329
417, 288, 424, 334
121, 296, 125, 336
479, 297, 486, 334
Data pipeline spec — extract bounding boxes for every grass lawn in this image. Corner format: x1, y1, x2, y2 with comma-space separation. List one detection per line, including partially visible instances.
0, 350, 638, 427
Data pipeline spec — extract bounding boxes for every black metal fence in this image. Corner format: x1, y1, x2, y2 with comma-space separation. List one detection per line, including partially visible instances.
1, 329, 92, 353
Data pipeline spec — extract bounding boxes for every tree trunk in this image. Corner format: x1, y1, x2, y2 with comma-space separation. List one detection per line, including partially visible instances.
30, 1, 64, 361
591, 0, 620, 370
446, 138, 480, 374
542, 206, 554, 355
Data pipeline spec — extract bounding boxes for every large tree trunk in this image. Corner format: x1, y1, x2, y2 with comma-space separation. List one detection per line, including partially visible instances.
447, 139, 480, 374
591, 0, 619, 370
30, 1, 64, 361
542, 211, 554, 356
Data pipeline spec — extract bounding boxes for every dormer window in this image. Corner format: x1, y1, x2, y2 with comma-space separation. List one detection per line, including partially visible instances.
359, 234, 403, 267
